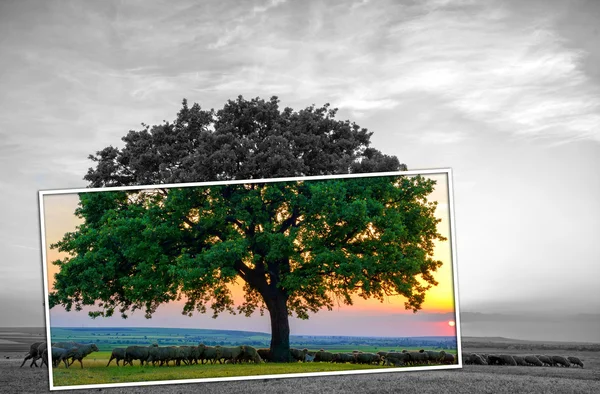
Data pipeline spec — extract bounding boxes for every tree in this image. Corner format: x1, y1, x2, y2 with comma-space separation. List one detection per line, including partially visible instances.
49, 96, 445, 362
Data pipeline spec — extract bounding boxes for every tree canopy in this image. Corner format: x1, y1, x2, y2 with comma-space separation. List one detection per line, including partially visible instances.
48, 96, 445, 362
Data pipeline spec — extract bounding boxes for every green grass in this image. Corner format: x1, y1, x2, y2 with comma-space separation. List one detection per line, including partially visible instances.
52, 358, 403, 387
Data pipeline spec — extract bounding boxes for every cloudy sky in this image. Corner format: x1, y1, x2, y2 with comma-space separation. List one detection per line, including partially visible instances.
1, 0, 599, 341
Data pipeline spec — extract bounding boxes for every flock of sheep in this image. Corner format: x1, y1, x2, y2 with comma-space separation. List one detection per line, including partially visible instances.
20, 341, 99, 369
107, 344, 457, 367
20, 340, 457, 369
21, 342, 586, 371
462, 352, 585, 368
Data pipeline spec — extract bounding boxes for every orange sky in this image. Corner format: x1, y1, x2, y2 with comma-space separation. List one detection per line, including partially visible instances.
42, 174, 457, 335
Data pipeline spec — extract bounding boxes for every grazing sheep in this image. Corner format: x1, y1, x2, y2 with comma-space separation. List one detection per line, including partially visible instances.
178, 346, 193, 366
383, 352, 410, 366
125, 345, 153, 366
424, 351, 447, 364
65, 344, 99, 368
241, 345, 263, 364
20, 342, 44, 368
406, 351, 429, 365
314, 351, 335, 363
551, 355, 571, 367
523, 355, 543, 367
107, 348, 129, 367
512, 355, 527, 366
567, 356, 584, 368
354, 352, 381, 365
215, 346, 245, 364
198, 344, 219, 364
535, 355, 554, 366
332, 353, 355, 364
32, 342, 48, 368
443, 353, 456, 365
290, 348, 308, 362
257, 348, 272, 362
487, 354, 517, 366
463, 353, 486, 365
46, 347, 70, 368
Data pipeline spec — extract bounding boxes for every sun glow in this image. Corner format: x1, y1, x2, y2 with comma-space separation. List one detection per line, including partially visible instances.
448, 320, 456, 327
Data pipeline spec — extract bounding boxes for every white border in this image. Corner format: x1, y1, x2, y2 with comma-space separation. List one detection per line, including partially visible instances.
39, 168, 462, 391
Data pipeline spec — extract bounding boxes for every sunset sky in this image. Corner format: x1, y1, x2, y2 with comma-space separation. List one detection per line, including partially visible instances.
42, 173, 458, 337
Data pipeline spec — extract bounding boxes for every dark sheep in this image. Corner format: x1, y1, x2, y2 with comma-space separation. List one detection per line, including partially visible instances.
241, 345, 263, 364
551, 355, 570, 367
198, 344, 219, 364
512, 355, 527, 366
332, 353, 355, 364
314, 351, 335, 363
65, 344, 99, 368
523, 355, 543, 367
125, 345, 153, 366
443, 353, 456, 365
46, 347, 70, 368
567, 356, 584, 368
383, 352, 410, 366
487, 354, 517, 366
354, 352, 381, 365
424, 351, 447, 364
290, 348, 308, 362
535, 355, 554, 366
106, 348, 129, 367
215, 346, 245, 364
20, 342, 44, 368
33, 342, 48, 368
406, 351, 429, 365
257, 348, 272, 362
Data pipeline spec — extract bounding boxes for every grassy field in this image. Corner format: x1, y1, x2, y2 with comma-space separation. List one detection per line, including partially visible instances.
52, 358, 403, 387
51, 347, 456, 387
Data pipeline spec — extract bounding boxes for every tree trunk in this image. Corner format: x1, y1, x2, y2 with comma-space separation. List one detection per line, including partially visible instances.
266, 293, 291, 363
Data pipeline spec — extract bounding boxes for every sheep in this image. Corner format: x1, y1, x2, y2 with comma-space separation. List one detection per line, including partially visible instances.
383, 352, 410, 366
125, 345, 153, 366
551, 355, 571, 367
106, 348, 129, 367
33, 342, 48, 368
257, 348, 272, 362
241, 345, 263, 364
332, 353, 355, 364
64, 344, 99, 368
534, 355, 554, 366
487, 354, 517, 366
290, 348, 308, 362
567, 356, 584, 368
215, 345, 245, 364
45, 347, 70, 368
523, 355, 543, 367
314, 350, 335, 363
424, 351, 447, 364
443, 353, 456, 365
354, 352, 381, 365
406, 351, 429, 365
463, 353, 486, 365
20, 342, 44, 368
178, 346, 193, 366
198, 344, 219, 364
512, 355, 527, 366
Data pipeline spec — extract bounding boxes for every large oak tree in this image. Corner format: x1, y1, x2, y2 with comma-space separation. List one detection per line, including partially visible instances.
49, 96, 445, 362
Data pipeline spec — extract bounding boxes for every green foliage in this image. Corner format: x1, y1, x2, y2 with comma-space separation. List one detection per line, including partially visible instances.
50, 175, 445, 320
49, 96, 444, 353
